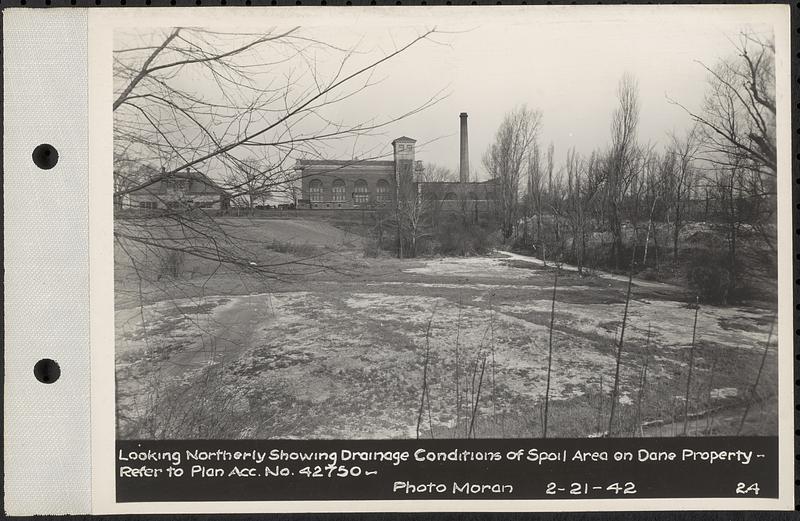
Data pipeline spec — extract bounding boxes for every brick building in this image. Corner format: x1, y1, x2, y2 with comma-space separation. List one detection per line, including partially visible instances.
295, 113, 496, 211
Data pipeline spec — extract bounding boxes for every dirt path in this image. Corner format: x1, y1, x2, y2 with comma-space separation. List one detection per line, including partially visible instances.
158, 295, 273, 380
495, 250, 682, 291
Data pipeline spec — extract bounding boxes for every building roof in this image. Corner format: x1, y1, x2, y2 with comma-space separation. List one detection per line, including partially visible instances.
130, 168, 228, 196
418, 179, 497, 187
295, 159, 395, 168
391, 136, 416, 144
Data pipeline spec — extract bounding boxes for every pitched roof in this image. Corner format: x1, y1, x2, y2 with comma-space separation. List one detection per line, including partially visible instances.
391, 136, 416, 144
130, 168, 228, 195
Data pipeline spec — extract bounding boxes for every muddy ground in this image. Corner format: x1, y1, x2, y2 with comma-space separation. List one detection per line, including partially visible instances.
115, 221, 778, 439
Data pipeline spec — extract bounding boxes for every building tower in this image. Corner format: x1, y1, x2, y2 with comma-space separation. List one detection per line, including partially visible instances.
392, 136, 417, 188
459, 112, 469, 184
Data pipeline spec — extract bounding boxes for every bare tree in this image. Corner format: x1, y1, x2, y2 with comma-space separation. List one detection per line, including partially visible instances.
562, 149, 603, 274
710, 158, 751, 299
113, 27, 447, 439
113, 26, 446, 276
664, 129, 700, 265
562, 148, 590, 272
525, 142, 545, 252
223, 157, 276, 214
671, 31, 777, 298
605, 73, 641, 269
542, 267, 559, 438
640, 152, 665, 270
607, 243, 636, 435
482, 105, 543, 239
397, 184, 432, 258
113, 155, 159, 209
420, 163, 457, 183
683, 297, 700, 436
114, 28, 445, 183
623, 143, 656, 253
673, 32, 776, 179
545, 143, 564, 253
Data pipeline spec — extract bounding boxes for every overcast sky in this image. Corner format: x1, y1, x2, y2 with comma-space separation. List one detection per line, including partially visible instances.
115, 6, 778, 180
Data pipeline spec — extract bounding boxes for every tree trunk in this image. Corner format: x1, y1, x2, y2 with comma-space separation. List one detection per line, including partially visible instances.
642, 196, 657, 265
728, 222, 738, 300
608, 242, 636, 435
523, 215, 528, 248
672, 204, 681, 267
682, 298, 700, 436
542, 268, 559, 438
653, 225, 660, 274
536, 206, 543, 257
609, 201, 623, 270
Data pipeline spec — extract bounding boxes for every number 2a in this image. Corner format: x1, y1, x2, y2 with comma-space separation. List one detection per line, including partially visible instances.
736, 482, 760, 495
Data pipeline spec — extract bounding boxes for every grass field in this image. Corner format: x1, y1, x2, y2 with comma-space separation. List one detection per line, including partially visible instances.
115, 218, 778, 439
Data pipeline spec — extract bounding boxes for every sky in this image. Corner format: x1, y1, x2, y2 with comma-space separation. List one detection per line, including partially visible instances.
114, 6, 778, 181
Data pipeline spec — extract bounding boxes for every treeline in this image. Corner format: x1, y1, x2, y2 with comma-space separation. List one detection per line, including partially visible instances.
482, 33, 776, 304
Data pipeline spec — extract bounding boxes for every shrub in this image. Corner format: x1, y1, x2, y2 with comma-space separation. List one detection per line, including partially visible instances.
435, 221, 499, 256
362, 237, 383, 258
415, 237, 440, 256
266, 239, 319, 257
119, 368, 252, 439
688, 265, 730, 303
687, 251, 731, 304
510, 234, 538, 255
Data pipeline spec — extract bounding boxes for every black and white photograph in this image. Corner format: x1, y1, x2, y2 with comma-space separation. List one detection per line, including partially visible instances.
112, 10, 781, 441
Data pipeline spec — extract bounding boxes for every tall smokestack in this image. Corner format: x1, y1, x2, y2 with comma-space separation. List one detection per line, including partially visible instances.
459, 112, 469, 184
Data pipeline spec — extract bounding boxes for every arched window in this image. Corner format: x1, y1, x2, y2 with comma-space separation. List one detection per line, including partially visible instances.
332, 179, 345, 202
443, 192, 457, 201
309, 179, 323, 202
376, 180, 391, 203
468, 192, 479, 200
353, 180, 369, 204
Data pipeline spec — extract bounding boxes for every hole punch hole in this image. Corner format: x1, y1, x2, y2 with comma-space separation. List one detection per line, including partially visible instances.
32, 144, 59, 170
34, 359, 61, 384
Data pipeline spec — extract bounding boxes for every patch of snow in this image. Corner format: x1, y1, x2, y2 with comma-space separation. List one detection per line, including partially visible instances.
403, 256, 536, 280
710, 387, 738, 400
498, 297, 774, 353
116, 264, 775, 439
618, 394, 634, 405
365, 281, 599, 292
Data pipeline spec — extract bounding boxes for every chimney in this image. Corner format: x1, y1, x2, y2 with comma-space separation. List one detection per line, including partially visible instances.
459, 112, 469, 184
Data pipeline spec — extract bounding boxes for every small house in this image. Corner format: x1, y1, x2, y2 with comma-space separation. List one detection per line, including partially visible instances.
127, 168, 230, 211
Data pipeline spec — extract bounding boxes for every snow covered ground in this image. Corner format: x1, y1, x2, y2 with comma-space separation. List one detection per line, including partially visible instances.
116, 251, 777, 439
